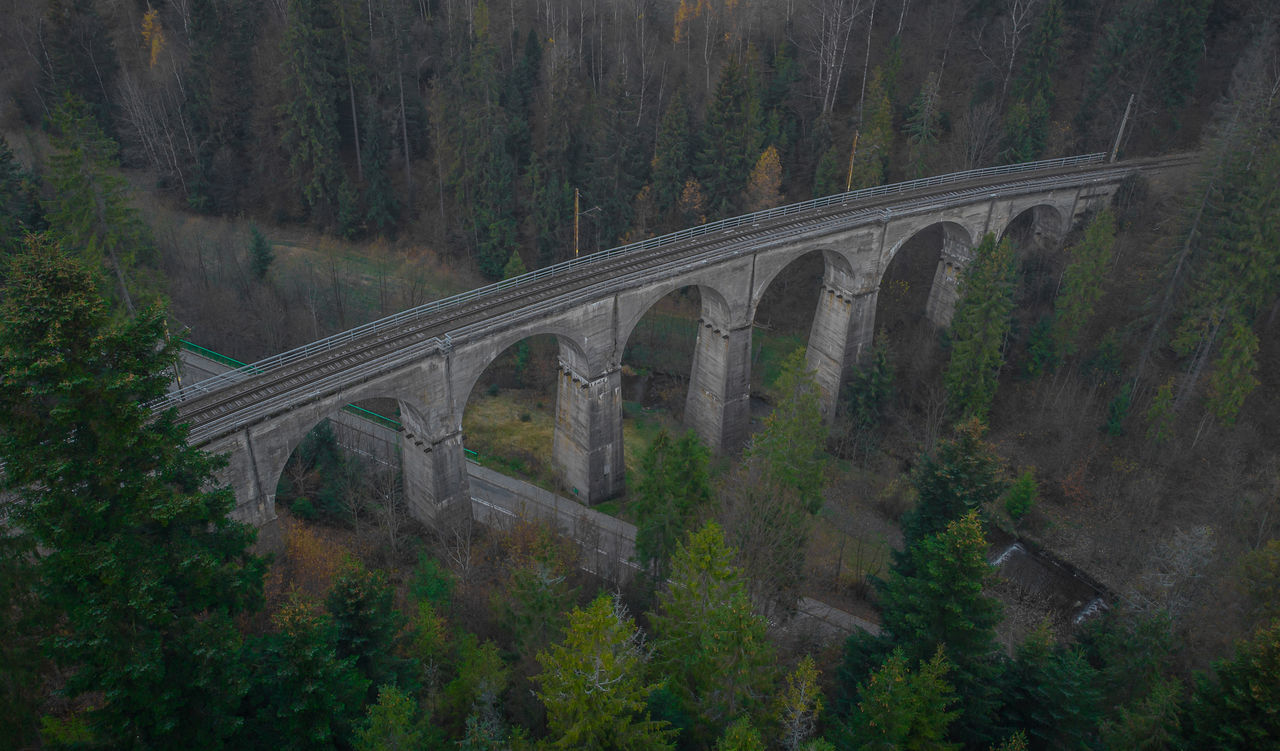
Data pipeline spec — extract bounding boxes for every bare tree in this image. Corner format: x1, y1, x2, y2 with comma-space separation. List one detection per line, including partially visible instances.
998, 0, 1041, 103
718, 458, 810, 620
800, 0, 866, 114
950, 100, 1003, 170
1127, 525, 1216, 619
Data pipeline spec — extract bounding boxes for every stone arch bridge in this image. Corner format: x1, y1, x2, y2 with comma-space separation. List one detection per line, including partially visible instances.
156, 153, 1192, 541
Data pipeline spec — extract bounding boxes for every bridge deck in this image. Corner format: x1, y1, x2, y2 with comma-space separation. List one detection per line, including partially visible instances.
161, 153, 1196, 445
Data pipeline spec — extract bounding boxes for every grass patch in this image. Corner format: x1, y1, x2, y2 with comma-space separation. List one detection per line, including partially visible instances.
463, 391, 681, 507
751, 329, 806, 397
463, 391, 559, 492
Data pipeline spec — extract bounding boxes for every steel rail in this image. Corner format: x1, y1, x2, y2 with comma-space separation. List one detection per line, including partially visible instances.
161, 152, 1195, 440
153, 153, 1113, 409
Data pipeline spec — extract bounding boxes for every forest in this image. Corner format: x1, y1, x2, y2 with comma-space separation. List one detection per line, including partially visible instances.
1, 0, 1280, 748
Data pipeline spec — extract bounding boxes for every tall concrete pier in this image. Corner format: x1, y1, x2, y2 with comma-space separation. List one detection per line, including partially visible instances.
158, 154, 1186, 539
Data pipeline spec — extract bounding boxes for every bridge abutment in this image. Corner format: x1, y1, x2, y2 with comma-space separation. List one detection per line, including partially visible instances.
552, 361, 625, 503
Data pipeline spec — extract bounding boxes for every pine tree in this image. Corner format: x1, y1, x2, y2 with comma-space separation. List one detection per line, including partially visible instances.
1052, 210, 1116, 358
535, 594, 674, 750
877, 512, 1004, 746
944, 234, 1017, 421
0, 236, 265, 747
633, 429, 712, 583
249, 225, 274, 280
44, 96, 155, 314
280, 0, 344, 221
650, 523, 777, 746
746, 348, 826, 513
840, 648, 960, 751
653, 88, 693, 216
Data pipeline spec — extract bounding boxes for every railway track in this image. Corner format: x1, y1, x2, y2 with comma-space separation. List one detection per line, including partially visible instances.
162, 151, 1198, 445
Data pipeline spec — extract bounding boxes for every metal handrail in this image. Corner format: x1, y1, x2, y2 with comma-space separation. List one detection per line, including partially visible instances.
153, 152, 1107, 411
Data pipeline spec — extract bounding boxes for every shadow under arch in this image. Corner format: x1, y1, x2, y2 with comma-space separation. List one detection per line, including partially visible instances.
751, 246, 866, 422
271, 391, 410, 528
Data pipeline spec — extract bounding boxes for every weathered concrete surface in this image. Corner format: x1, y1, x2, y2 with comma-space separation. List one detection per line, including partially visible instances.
174, 160, 1155, 536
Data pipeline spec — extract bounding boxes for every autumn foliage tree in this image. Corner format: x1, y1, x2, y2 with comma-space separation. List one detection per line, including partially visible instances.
535, 594, 674, 750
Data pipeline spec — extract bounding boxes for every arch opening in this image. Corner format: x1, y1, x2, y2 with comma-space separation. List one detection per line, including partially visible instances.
872, 221, 974, 420
1001, 204, 1068, 374
618, 285, 704, 475
460, 334, 564, 492
273, 398, 409, 550
752, 249, 827, 399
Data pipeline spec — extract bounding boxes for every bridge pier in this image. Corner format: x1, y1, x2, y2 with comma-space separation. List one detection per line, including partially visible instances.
806, 272, 878, 421
552, 361, 624, 503
398, 401, 472, 531
685, 314, 752, 454
925, 232, 974, 327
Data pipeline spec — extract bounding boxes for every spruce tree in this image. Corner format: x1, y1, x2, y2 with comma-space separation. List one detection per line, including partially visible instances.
238, 600, 369, 750
0, 136, 44, 253
899, 419, 1006, 558
1052, 209, 1116, 359
1206, 313, 1260, 426
649, 523, 777, 747
44, 95, 155, 314
746, 348, 826, 513
0, 236, 265, 747
249, 225, 274, 280
997, 624, 1102, 749
876, 512, 1004, 746
280, 0, 344, 221
944, 234, 1017, 421
1186, 619, 1280, 748
839, 648, 959, 750
697, 59, 758, 217
652, 88, 693, 216
633, 429, 712, 583
851, 68, 892, 189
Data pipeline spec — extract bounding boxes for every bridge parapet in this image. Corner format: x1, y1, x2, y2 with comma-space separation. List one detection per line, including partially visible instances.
161, 153, 1195, 536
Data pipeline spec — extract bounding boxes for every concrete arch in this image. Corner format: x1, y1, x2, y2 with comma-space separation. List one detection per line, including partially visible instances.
881, 219, 976, 273
449, 323, 592, 417
239, 383, 427, 535
750, 246, 858, 316
615, 280, 737, 361
996, 202, 1067, 246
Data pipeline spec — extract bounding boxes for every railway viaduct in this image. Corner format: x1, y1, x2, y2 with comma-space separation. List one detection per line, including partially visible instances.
156, 153, 1193, 542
